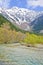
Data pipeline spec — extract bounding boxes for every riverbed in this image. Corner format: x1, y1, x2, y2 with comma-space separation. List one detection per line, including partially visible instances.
0, 44, 43, 65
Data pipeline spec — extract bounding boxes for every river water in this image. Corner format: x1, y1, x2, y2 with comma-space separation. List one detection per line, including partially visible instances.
0, 44, 43, 65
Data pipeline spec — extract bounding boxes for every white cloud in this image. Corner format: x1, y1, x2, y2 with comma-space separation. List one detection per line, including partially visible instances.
27, 0, 43, 8
0, 0, 11, 8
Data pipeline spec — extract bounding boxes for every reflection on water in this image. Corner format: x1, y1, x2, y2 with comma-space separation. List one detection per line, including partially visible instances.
0, 44, 43, 65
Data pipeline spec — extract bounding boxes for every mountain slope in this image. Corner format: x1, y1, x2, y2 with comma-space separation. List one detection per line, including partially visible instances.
0, 14, 26, 33
0, 14, 15, 29
0, 7, 39, 31
6, 7, 38, 24
0, 7, 43, 34
30, 14, 43, 34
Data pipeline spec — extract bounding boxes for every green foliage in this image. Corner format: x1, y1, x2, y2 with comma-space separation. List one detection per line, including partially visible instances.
24, 33, 43, 46
0, 22, 43, 45
0, 14, 43, 45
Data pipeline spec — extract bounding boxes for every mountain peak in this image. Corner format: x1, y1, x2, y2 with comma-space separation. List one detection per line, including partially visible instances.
0, 7, 43, 33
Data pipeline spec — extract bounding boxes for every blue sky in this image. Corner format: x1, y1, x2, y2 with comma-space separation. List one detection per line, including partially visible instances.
0, 0, 43, 11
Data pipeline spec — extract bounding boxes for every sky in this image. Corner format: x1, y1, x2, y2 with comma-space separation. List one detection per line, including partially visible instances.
0, 0, 43, 11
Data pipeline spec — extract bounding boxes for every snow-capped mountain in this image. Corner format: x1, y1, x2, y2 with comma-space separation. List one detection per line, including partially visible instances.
0, 7, 43, 33
0, 7, 37, 31
0, 7, 38, 24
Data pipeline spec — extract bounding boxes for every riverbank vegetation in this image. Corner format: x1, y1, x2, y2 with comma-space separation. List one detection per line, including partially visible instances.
0, 22, 43, 46
0, 14, 43, 46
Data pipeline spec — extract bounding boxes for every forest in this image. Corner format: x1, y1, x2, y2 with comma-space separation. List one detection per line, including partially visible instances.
0, 22, 43, 46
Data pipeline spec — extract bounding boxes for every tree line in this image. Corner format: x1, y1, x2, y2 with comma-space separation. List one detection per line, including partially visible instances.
0, 22, 43, 45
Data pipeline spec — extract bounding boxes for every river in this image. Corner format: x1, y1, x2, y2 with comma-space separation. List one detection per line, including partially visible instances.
0, 44, 43, 65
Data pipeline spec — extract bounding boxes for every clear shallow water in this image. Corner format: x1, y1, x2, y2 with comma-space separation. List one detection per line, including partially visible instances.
0, 44, 43, 65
